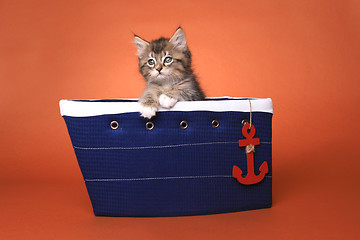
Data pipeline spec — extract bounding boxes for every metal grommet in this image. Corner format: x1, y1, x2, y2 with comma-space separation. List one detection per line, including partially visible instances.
212, 120, 220, 128
110, 121, 119, 130
241, 119, 249, 126
146, 121, 154, 130
180, 121, 188, 129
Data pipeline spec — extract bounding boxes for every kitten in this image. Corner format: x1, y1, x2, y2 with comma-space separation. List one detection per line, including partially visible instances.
134, 27, 205, 119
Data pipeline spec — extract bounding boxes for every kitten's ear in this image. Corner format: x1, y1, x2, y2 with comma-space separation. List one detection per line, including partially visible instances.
134, 35, 149, 56
169, 27, 187, 50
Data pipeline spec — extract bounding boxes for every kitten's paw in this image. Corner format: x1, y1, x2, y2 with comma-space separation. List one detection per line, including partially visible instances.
159, 94, 177, 109
140, 105, 157, 119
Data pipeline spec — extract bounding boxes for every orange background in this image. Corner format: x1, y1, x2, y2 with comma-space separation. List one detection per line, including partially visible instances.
1, 0, 359, 239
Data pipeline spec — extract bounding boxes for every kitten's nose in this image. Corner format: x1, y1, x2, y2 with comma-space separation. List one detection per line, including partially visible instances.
155, 64, 162, 72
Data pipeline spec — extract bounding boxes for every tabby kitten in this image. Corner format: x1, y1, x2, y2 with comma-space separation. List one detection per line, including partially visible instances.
134, 27, 205, 119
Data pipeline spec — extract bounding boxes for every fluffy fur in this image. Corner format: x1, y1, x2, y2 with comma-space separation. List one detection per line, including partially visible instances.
134, 27, 205, 119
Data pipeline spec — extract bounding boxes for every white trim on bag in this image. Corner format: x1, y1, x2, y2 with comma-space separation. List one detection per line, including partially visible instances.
85, 175, 234, 182
73, 141, 272, 150
84, 175, 272, 182
59, 97, 273, 117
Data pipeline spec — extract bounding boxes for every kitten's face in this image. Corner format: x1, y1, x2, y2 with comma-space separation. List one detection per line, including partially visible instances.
134, 28, 192, 85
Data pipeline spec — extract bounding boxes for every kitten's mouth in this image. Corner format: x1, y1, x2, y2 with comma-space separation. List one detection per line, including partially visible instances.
150, 70, 168, 80
156, 72, 166, 78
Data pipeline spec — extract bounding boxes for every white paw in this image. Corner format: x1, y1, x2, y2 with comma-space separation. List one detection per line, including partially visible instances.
140, 105, 157, 119
159, 94, 177, 109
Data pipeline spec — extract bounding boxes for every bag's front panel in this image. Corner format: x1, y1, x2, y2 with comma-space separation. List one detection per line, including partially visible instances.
63, 111, 272, 216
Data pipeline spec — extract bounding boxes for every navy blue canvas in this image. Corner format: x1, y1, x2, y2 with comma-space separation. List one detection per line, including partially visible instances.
62, 109, 272, 217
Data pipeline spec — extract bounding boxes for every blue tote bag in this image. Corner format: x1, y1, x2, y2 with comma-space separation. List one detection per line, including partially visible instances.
60, 97, 273, 217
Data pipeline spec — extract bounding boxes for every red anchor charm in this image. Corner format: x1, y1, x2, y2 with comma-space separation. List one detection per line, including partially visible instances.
233, 123, 268, 185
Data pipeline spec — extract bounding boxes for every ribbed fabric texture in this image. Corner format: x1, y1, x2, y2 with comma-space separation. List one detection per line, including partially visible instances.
63, 110, 272, 217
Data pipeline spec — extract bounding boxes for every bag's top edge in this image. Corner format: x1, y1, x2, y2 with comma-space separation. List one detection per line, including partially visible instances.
59, 97, 273, 117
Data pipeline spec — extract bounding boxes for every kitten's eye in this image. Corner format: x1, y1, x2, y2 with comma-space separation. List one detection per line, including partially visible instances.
164, 56, 173, 64
147, 59, 155, 66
